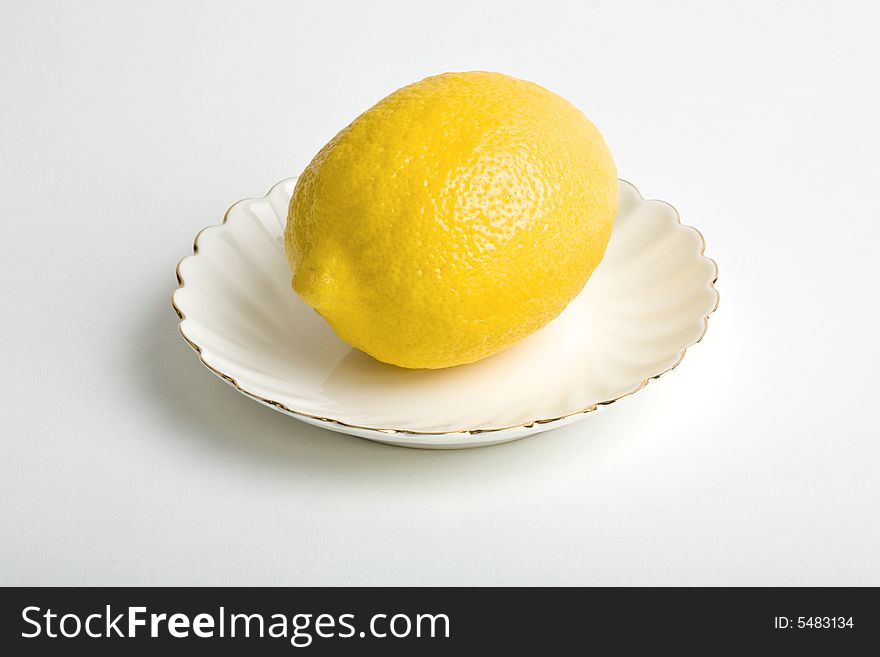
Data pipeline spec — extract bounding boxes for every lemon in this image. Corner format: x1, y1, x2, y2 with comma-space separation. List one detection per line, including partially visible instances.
285, 71, 617, 369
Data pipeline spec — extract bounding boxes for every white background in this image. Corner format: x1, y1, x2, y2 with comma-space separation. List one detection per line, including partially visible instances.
2, 0, 878, 586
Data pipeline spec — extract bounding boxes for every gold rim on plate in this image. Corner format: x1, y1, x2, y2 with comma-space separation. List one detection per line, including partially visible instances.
172, 179, 719, 438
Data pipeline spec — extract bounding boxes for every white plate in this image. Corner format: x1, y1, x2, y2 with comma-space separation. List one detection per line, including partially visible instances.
172, 179, 718, 448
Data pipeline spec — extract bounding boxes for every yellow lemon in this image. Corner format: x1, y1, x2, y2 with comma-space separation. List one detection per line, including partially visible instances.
285, 71, 617, 369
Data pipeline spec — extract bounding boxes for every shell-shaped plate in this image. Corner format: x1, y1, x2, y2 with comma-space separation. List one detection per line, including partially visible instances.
173, 179, 718, 448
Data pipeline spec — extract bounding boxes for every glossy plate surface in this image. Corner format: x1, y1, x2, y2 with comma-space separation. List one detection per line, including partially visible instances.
173, 179, 718, 448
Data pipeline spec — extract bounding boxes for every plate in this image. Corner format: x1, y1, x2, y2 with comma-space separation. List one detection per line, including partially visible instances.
172, 179, 718, 448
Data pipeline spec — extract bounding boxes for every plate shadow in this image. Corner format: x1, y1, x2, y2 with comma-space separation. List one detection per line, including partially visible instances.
137, 282, 641, 492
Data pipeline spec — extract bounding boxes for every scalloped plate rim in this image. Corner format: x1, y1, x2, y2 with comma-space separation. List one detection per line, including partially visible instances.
172, 178, 718, 448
